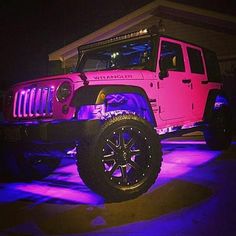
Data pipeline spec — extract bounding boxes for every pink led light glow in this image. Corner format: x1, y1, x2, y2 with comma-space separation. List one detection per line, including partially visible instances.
15, 183, 103, 204
161, 140, 206, 145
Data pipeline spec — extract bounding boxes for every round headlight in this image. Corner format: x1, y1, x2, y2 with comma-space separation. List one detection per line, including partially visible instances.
56, 82, 72, 102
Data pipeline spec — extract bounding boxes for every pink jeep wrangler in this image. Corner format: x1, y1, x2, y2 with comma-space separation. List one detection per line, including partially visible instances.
0, 27, 232, 201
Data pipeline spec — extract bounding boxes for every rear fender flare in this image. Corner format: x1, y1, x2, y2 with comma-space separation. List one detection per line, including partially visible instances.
203, 89, 230, 122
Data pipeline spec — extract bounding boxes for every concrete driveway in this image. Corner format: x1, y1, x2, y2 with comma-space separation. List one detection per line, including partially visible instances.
0, 133, 236, 236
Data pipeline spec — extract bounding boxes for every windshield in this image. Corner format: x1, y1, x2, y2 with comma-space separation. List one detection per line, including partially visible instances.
77, 38, 154, 72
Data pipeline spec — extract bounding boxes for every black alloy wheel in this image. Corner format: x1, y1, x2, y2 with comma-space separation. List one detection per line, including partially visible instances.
101, 126, 154, 187
77, 114, 162, 202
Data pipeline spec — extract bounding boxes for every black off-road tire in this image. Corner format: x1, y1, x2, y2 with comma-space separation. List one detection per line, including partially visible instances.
77, 114, 162, 202
204, 106, 232, 150
0, 142, 60, 181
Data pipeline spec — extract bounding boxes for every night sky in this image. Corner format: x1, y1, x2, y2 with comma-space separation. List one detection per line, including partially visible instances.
0, 0, 235, 89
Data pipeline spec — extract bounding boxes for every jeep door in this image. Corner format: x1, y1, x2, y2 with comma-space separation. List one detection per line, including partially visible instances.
185, 45, 208, 120
157, 37, 192, 122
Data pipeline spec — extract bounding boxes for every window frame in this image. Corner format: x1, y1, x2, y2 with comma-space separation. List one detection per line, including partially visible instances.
187, 47, 205, 75
159, 40, 186, 73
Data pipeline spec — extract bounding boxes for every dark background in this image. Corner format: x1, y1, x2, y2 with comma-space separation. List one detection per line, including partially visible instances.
0, 0, 235, 89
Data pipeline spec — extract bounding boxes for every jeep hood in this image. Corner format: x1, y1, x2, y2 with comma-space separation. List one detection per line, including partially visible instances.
10, 69, 145, 89
82, 70, 144, 82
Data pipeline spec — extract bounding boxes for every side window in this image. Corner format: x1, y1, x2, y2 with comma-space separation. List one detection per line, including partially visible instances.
187, 47, 205, 74
160, 41, 185, 72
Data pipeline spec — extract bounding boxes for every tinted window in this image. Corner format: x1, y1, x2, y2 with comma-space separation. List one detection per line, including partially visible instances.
203, 49, 221, 82
160, 41, 185, 72
187, 47, 204, 74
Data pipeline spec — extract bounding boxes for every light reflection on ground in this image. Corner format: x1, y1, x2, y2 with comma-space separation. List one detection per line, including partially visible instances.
1, 135, 236, 236
0, 137, 221, 205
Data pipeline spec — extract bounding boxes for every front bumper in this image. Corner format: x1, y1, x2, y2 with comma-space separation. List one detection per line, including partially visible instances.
0, 119, 101, 143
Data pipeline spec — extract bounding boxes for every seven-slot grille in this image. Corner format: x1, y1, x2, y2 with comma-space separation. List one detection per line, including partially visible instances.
13, 86, 54, 118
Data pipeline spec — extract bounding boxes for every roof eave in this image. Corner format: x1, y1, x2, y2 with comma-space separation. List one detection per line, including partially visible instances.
49, 0, 236, 61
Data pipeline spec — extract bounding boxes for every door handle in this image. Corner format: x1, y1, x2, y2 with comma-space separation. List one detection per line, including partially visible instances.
182, 79, 191, 84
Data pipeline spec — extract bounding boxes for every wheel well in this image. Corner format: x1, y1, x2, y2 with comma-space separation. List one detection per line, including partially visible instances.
72, 85, 156, 127
204, 89, 229, 122
104, 93, 155, 126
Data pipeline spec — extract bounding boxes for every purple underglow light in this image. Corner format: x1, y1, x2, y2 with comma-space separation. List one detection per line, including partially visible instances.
14, 163, 103, 204
150, 139, 220, 190
77, 104, 105, 120
0, 138, 222, 204
106, 93, 154, 125
15, 183, 103, 205
67, 147, 77, 156
157, 123, 198, 135
77, 93, 154, 125
214, 94, 228, 109
161, 140, 206, 145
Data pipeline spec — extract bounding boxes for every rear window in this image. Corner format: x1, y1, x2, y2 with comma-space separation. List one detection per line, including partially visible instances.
203, 49, 221, 82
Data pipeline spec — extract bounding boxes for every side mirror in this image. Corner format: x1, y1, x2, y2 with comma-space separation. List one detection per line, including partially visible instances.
159, 57, 170, 80
159, 54, 177, 80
